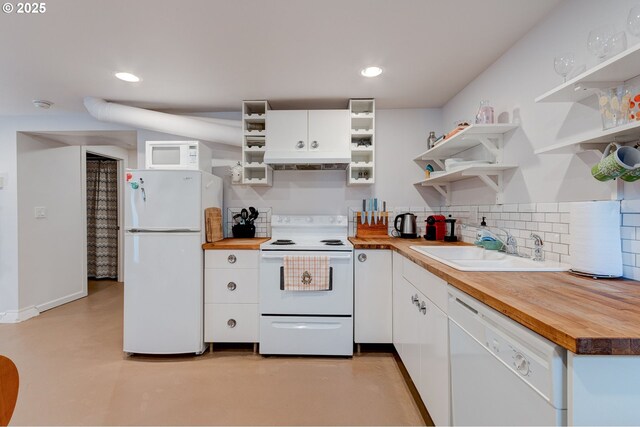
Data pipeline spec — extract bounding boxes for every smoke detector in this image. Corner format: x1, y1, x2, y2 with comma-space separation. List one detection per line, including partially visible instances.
32, 100, 53, 109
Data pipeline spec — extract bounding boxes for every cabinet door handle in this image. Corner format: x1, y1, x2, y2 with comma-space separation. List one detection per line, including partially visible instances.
296, 141, 305, 149
357, 253, 367, 262
420, 301, 427, 315
411, 294, 419, 305
227, 319, 237, 328
227, 254, 236, 264
311, 141, 319, 149
227, 282, 237, 291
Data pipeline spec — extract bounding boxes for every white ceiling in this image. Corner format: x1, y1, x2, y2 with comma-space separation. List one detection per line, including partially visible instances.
1, 0, 562, 116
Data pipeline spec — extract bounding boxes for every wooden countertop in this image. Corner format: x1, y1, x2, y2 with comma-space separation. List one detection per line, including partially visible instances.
350, 236, 640, 355
202, 238, 270, 250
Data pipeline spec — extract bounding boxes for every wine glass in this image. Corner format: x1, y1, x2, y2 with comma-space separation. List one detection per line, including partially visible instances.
627, 6, 640, 37
587, 24, 616, 61
553, 53, 575, 82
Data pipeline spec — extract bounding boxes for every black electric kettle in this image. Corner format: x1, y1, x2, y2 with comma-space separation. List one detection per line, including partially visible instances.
394, 213, 418, 238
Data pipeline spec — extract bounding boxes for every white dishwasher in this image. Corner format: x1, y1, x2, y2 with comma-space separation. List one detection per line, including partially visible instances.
448, 286, 566, 426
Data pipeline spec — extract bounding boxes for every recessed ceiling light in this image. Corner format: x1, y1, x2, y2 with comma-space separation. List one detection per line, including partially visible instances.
32, 100, 53, 109
115, 72, 140, 83
361, 66, 383, 77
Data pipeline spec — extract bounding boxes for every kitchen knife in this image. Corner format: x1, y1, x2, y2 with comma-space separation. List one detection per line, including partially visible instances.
383, 201, 387, 225
374, 198, 378, 224
361, 199, 366, 224
367, 199, 372, 226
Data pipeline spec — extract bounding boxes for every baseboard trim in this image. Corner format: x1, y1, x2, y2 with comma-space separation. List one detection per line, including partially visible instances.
0, 306, 40, 323
36, 291, 86, 313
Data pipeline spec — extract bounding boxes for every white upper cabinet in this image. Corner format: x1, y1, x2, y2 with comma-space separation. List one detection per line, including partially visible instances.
266, 110, 308, 152
266, 109, 349, 154
307, 110, 350, 153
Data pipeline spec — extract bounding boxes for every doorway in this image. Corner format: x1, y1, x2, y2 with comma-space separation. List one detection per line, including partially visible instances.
86, 153, 119, 284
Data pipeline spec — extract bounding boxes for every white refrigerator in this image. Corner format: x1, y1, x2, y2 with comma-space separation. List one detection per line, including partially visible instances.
123, 170, 222, 354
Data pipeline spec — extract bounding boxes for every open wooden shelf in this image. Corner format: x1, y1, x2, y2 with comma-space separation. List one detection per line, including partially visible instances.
414, 164, 517, 186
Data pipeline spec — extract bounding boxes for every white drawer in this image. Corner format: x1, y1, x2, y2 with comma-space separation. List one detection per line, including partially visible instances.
205, 304, 259, 343
205, 250, 258, 269
403, 257, 448, 313
259, 315, 353, 356
205, 268, 258, 304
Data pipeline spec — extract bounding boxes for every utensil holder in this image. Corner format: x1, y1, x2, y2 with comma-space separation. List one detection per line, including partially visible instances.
232, 223, 256, 238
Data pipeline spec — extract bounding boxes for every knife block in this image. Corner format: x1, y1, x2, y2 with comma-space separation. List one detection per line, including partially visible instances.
356, 212, 389, 237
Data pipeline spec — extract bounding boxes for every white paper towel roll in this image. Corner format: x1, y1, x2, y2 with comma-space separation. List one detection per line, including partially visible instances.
569, 201, 622, 277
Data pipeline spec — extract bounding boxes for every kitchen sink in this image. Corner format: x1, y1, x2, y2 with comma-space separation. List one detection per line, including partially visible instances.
409, 245, 570, 272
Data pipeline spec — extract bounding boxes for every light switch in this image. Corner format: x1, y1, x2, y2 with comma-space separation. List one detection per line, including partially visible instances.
34, 207, 46, 219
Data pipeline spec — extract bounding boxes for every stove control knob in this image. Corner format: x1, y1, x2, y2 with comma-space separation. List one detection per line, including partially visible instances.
276, 217, 282, 223
513, 352, 530, 376
284, 217, 290, 223
306, 217, 312, 223
330, 217, 336, 223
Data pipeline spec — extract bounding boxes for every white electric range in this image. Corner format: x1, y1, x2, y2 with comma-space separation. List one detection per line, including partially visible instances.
259, 215, 354, 356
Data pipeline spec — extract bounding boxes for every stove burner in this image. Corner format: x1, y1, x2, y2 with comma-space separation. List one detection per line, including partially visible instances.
323, 240, 345, 246
271, 239, 295, 245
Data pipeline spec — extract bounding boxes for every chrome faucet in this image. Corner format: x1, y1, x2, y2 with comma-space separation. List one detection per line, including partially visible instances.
461, 224, 520, 255
529, 233, 544, 261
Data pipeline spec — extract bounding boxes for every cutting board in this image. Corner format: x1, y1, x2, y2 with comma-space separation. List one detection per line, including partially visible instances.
205, 207, 223, 243
356, 212, 389, 237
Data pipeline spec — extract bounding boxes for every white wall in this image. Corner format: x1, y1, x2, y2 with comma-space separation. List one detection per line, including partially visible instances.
441, 0, 640, 205
0, 114, 132, 321
222, 108, 444, 214
17, 134, 85, 312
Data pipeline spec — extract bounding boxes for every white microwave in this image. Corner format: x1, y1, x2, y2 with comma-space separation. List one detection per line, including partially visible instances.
145, 141, 212, 172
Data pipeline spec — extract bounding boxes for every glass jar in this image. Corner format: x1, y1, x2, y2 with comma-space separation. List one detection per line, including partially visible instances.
475, 100, 494, 124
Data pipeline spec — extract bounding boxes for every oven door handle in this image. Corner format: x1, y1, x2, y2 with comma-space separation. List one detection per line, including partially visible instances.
280, 267, 333, 291
262, 254, 352, 260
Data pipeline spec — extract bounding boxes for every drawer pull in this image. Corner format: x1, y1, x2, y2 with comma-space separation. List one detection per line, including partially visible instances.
227, 319, 237, 328
227, 282, 237, 291
420, 301, 427, 315
227, 254, 237, 264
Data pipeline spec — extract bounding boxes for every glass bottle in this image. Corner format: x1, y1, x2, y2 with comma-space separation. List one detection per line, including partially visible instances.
427, 131, 437, 149
475, 100, 494, 124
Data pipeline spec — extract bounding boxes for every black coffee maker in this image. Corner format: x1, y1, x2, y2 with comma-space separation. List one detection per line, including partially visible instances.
444, 215, 457, 242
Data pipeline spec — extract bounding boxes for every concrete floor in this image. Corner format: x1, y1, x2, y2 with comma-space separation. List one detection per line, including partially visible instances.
0, 281, 425, 426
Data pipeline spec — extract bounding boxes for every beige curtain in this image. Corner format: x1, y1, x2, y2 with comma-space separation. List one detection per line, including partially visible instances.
86, 159, 118, 279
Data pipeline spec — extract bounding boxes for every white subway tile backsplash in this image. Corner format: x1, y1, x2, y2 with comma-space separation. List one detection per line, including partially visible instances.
621, 226, 636, 239
552, 243, 569, 255
623, 265, 640, 281
552, 223, 569, 234
546, 252, 560, 262
537, 202, 558, 213
503, 204, 518, 212
545, 213, 560, 223
623, 214, 640, 227
518, 203, 536, 212
538, 222, 553, 232
622, 199, 640, 213
558, 202, 571, 213
532, 212, 545, 222
520, 213, 532, 222
560, 213, 571, 224
623, 239, 640, 254
545, 232, 560, 243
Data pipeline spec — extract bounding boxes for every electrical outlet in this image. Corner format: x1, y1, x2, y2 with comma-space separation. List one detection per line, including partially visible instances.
34, 207, 46, 219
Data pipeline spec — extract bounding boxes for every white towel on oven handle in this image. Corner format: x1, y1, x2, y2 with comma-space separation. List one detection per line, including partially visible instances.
283, 255, 331, 291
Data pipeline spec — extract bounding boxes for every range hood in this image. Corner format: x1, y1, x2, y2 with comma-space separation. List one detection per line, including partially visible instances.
264, 150, 350, 170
